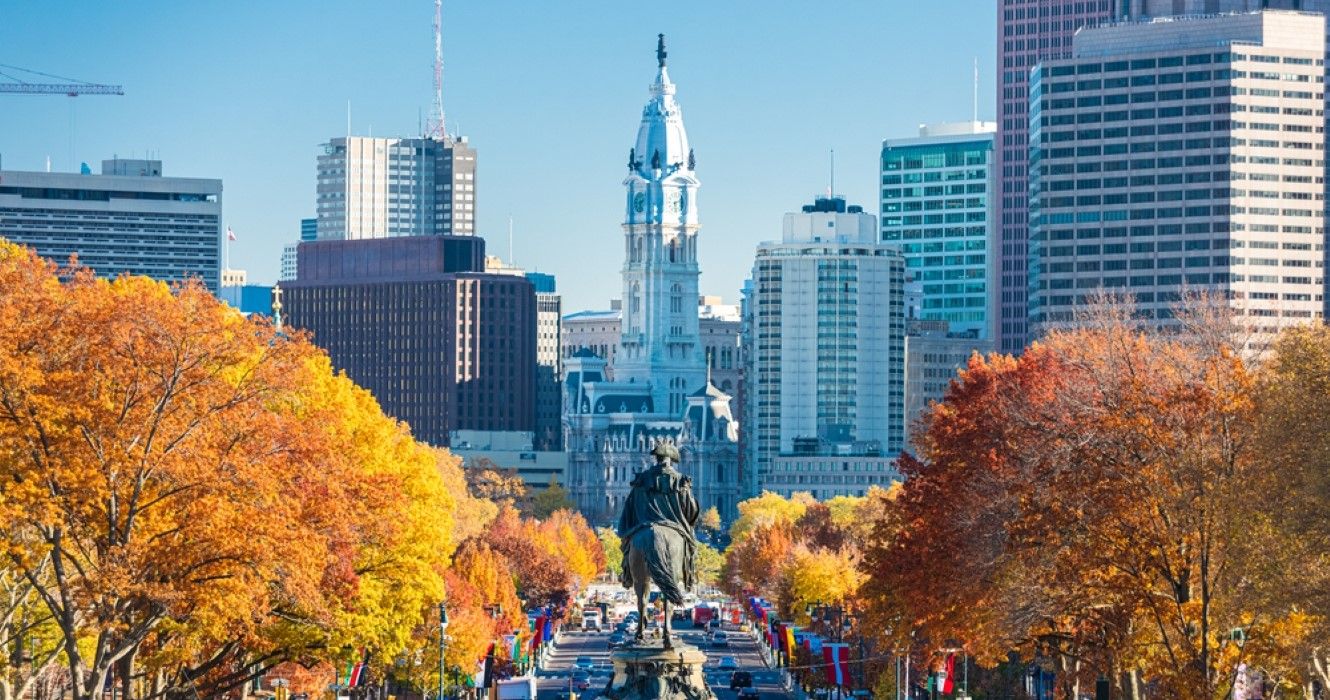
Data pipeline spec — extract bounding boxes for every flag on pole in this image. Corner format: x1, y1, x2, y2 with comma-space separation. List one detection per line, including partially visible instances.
822, 644, 849, 686
942, 653, 957, 694
227, 227, 237, 241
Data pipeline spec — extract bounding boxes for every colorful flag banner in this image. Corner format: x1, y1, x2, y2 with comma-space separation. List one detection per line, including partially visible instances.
941, 653, 956, 694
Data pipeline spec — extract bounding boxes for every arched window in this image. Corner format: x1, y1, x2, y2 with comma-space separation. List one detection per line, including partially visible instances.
670, 284, 683, 314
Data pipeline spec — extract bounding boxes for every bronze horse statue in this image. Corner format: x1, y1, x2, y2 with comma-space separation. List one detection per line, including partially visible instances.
617, 440, 699, 650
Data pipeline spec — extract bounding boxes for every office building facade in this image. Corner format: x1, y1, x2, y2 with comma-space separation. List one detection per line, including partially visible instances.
882, 121, 999, 340
1028, 11, 1326, 338
997, 0, 1122, 352
529, 272, 563, 451
562, 307, 622, 377
0, 159, 222, 291
284, 236, 535, 447
903, 319, 994, 447
745, 196, 907, 496
315, 135, 476, 240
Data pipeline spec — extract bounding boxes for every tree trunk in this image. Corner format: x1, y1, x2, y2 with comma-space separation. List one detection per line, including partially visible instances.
119, 651, 134, 700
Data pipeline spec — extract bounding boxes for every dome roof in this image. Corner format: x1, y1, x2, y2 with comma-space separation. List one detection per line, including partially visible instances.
630, 35, 694, 183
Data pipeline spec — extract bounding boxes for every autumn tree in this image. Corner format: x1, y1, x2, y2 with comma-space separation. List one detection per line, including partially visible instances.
727, 491, 813, 546
864, 301, 1318, 699
0, 243, 460, 700
698, 507, 722, 537
596, 528, 623, 579
464, 459, 528, 509
528, 479, 576, 519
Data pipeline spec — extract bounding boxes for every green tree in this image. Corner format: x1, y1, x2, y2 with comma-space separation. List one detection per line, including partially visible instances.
696, 543, 724, 587
597, 527, 623, 578
528, 478, 576, 519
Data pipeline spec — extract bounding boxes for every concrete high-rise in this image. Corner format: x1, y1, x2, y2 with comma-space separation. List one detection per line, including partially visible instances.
0, 159, 222, 291
997, 0, 1122, 352
882, 121, 998, 341
315, 135, 476, 240
284, 236, 535, 447
1028, 11, 1326, 341
744, 196, 906, 498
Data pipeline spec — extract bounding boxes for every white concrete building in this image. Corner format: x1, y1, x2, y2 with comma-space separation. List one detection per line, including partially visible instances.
744, 196, 907, 497
1029, 11, 1327, 346
0, 159, 222, 291
564, 37, 741, 524
280, 242, 298, 282
315, 135, 476, 240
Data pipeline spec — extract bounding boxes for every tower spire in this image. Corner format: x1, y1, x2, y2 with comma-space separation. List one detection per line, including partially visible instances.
657, 33, 667, 68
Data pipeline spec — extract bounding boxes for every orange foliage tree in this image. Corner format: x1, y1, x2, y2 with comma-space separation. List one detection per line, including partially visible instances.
0, 242, 458, 700
864, 306, 1317, 698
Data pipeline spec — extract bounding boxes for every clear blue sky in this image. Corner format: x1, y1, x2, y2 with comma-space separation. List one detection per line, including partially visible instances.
1, 1, 995, 312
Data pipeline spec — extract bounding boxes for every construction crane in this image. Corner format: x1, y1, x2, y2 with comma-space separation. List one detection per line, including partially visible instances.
0, 63, 122, 97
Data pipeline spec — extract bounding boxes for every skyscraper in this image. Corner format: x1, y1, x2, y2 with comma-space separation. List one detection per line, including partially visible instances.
283, 236, 535, 447
563, 37, 740, 524
1028, 10, 1326, 342
744, 196, 906, 498
0, 158, 222, 292
315, 135, 476, 240
997, 0, 1121, 352
882, 121, 998, 340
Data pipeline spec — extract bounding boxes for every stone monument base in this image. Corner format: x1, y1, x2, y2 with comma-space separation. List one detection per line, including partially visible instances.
602, 641, 716, 700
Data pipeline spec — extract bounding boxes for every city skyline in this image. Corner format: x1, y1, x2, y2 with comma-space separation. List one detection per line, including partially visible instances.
0, 1, 996, 312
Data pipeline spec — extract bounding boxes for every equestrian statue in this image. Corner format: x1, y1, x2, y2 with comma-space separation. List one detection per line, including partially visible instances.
617, 439, 699, 650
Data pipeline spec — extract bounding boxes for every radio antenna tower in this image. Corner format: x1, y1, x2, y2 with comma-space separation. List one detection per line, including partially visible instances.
429, 0, 446, 140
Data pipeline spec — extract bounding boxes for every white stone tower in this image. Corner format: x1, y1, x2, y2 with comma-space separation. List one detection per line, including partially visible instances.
616, 34, 706, 418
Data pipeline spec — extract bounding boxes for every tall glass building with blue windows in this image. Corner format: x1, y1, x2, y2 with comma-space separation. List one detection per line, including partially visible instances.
881, 122, 997, 340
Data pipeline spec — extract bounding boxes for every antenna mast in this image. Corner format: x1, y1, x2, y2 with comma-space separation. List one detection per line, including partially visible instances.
973, 57, 979, 124
429, 0, 446, 139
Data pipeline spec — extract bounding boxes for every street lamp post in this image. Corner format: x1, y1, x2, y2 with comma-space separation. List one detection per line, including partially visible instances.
439, 602, 449, 700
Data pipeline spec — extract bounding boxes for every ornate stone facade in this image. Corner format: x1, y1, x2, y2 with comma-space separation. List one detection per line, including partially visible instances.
564, 37, 740, 526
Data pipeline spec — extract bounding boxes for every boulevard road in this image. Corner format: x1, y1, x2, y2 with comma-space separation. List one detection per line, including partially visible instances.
536, 616, 788, 699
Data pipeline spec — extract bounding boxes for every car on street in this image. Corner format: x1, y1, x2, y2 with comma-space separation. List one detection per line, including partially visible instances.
574, 656, 595, 671
608, 632, 627, 648
729, 670, 753, 690
716, 657, 739, 672
571, 670, 592, 691
710, 632, 729, 649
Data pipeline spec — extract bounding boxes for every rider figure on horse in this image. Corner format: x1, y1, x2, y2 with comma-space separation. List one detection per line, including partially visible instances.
616, 439, 699, 646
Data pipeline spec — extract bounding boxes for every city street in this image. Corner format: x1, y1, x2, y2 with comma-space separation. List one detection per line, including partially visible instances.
535, 613, 788, 699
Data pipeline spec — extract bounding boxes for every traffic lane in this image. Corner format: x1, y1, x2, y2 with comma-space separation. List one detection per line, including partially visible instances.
536, 629, 615, 700
700, 624, 789, 700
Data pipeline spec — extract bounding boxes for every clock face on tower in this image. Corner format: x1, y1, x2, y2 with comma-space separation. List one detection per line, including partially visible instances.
633, 192, 645, 213
666, 191, 681, 214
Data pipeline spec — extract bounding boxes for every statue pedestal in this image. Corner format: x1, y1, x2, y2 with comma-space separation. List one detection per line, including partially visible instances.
602, 642, 715, 700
